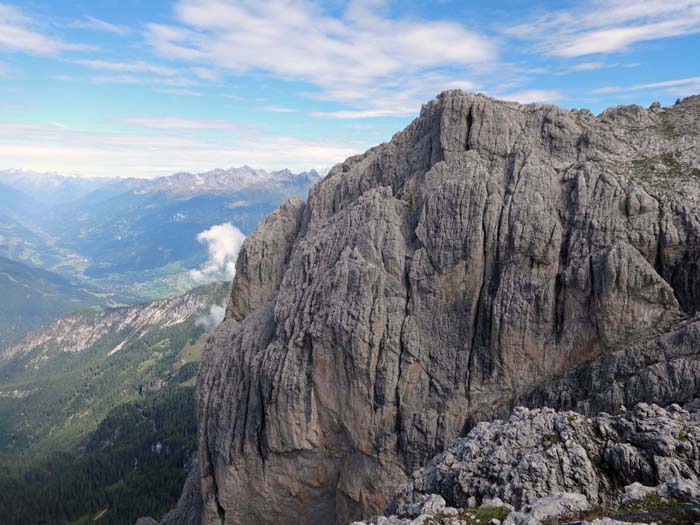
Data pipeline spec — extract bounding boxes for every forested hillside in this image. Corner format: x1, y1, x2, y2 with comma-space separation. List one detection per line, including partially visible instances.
0, 282, 228, 524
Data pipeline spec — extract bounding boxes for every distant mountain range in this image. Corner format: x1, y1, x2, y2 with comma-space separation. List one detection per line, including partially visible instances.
0, 166, 321, 345
0, 166, 321, 202
0, 169, 110, 205
0, 166, 320, 523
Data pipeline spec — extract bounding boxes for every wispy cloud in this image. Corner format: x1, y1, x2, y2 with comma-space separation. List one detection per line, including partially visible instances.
69, 15, 130, 35
508, 0, 700, 57
0, 4, 85, 55
257, 105, 296, 113
145, 0, 496, 117
158, 88, 203, 96
220, 93, 244, 100
0, 121, 368, 177
75, 58, 180, 76
90, 74, 198, 89
76, 58, 203, 92
570, 61, 607, 72
555, 60, 639, 76
591, 76, 700, 96
115, 116, 242, 132
312, 108, 416, 119
191, 66, 219, 81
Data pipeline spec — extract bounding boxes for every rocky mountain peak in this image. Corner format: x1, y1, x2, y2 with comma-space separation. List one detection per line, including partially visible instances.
165, 91, 700, 525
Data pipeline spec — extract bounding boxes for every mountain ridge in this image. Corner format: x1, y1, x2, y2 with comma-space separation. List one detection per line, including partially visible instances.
0, 281, 228, 460
0, 165, 322, 305
0, 166, 323, 203
161, 91, 700, 525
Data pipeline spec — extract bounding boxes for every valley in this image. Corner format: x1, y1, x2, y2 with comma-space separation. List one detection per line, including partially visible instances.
0, 167, 321, 345
0, 282, 229, 524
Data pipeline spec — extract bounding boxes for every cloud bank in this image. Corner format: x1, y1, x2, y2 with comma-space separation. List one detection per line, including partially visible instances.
190, 223, 246, 283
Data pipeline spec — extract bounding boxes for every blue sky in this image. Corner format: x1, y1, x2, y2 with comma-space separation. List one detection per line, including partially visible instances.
0, 0, 698, 178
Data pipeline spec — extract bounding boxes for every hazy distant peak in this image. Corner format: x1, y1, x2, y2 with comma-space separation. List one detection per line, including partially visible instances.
136, 166, 323, 196
0, 165, 323, 203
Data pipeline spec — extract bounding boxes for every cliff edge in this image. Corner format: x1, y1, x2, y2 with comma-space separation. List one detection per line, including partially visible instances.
168, 92, 700, 524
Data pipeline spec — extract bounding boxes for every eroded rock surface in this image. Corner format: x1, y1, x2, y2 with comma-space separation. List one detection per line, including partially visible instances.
356, 403, 700, 525
185, 92, 700, 524
389, 402, 700, 512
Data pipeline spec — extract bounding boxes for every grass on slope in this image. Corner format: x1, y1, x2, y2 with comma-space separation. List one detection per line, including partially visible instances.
0, 313, 207, 463
0, 282, 228, 463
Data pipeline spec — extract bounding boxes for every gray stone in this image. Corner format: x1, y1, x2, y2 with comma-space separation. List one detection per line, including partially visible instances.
659, 478, 700, 499
502, 493, 590, 525
389, 403, 700, 514
481, 497, 511, 510
621, 482, 656, 503
177, 92, 700, 524
135, 519, 159, 525
407, 494, 446, 517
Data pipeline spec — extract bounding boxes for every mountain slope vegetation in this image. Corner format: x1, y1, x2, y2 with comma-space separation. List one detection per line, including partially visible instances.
0, 282, 229, 524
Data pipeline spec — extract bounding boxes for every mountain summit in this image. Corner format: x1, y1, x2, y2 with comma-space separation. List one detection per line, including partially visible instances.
164, 92, 700, 524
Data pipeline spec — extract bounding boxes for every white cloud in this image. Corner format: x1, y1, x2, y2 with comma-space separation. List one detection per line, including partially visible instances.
570, 61, 606, 72
311, 74, 480, 119
190, 223, 246, 283
196, 304, 226, 329
70, 15, 129, 35
75, 58, 180, 76
257, 105, 296, 113
89, 73, 199, 89
191, 66, 219, 81
312, 108, 414, 119
115, 116, 241, 132
497, 89, 563, 104
75, 58, 203, 92
145, 0, 496, 117
508, 0, 700, 57
591, 76, 700, 96
90, 74, 197, 87
158, 88, 203, 96
0, 121, 366, 177
0, 4, 84, 55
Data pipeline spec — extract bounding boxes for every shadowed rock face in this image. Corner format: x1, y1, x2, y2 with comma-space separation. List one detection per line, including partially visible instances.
179, 92, 700, 525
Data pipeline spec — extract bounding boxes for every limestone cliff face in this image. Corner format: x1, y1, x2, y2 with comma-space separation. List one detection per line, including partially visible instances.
182, 92, 700, 525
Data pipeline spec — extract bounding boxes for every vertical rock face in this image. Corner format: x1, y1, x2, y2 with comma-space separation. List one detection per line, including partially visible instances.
190, 92, 700, 524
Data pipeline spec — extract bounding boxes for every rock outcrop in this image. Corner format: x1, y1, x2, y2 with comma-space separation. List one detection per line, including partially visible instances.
355, 402, 700, 525
179, 92, 700, 524
389, 402, 700, 513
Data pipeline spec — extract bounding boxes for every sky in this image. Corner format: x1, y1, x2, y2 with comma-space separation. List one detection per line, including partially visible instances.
0, 0, 698, 178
